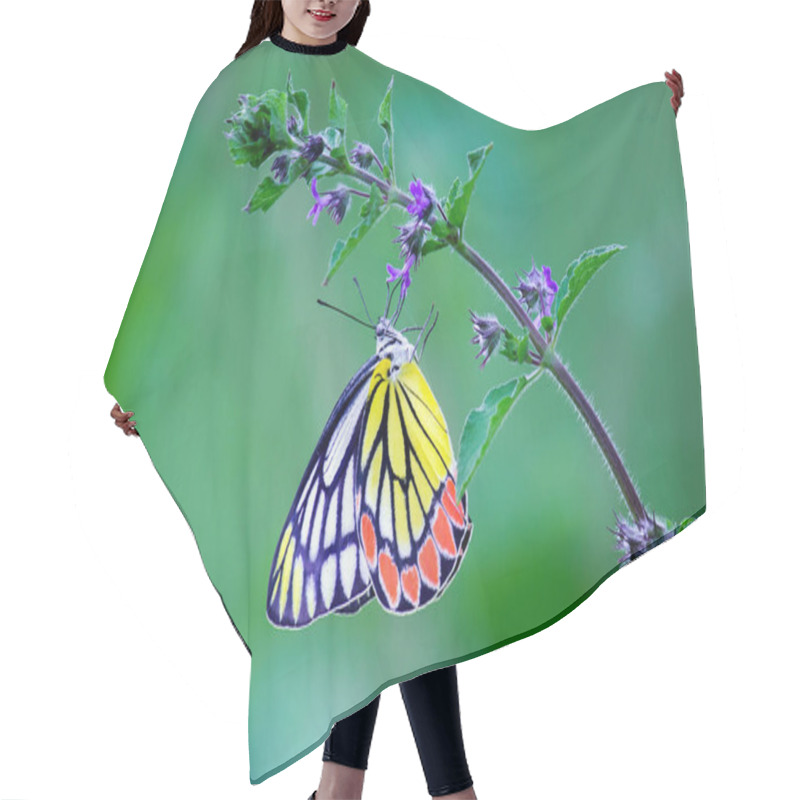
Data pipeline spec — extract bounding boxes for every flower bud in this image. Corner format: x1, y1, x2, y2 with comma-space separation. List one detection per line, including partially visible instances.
469, 310, 503, 369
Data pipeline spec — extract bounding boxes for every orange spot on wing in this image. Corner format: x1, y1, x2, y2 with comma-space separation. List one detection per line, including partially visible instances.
401, 565, 420, 606
419, 536, 441, 588
432, 505, 457, 557
379, 551, 400, 608
361, 512, 377, 568
442, 477, 465, 527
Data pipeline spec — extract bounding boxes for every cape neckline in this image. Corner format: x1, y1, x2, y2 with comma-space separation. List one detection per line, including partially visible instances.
269, 31, 349, 55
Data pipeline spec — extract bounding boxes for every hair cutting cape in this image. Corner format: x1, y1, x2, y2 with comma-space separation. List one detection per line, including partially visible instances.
104, 36, 706, 784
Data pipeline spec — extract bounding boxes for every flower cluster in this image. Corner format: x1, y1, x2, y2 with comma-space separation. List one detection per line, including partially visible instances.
224, 93, 282, 169
513, 258, 559, 336
406, 177, 436, 222
271, 152, 291, 183
609, 509, 670, 563
349, 141, 374, 169
299, 133, 326, 164
469, 310, 503, 369
306, 176, 351, 226
286, 114, 301, 136
384, 179, 436, 301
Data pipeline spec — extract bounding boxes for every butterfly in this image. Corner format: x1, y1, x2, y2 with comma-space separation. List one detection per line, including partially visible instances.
266, 282, 473, 629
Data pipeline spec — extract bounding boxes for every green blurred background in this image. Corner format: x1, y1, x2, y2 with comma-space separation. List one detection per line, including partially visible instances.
104, 41, 705, 782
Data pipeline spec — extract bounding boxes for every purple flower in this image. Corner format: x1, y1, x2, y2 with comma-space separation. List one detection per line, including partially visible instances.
514, 258, 559, 333
392, 218, 430, 270
271, 153, 291, 183
349, 141, 373, 169
609, 509, 668, 564
386, 260, 412, 301
306, 176, 330, 225
469, 309, 503, 369
406, 178, 436, 221
325, 187, 351, 225
306, 176, 350, 226
299, 133, 325, 163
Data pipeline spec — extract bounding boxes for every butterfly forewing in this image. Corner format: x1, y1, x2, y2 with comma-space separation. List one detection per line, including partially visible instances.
266, 356, 380, 628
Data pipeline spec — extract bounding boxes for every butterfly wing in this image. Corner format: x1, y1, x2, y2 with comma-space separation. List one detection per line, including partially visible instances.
266, 355, 380, 629
355, 357, 473, 614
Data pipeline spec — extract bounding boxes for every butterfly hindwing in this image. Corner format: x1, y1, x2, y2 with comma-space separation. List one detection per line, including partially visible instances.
266, 356, 380, 629
355, 358, 473, 613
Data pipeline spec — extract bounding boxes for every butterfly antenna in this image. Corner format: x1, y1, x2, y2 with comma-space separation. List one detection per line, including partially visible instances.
316, 298, 373, 331
383, 278, 401, 322
390, 282, 409, 327
419, 311, 439, 358
352, 276, 374, 326
412, 303, 436, 361
419, 309, 440, 360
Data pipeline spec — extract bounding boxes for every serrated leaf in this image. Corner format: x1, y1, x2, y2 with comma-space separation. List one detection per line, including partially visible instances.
445, 176, 462, 210
443, 143, 493, 231
323, 182, 389, 285
225, 90, 291, 168
328, 79, 347, 131
456, 371, 540, 497
378, 76, 395, 184
285, 70, 310, 137
245, 154, 311, 214
328, 80, 348, 160
245, 173, 294, 214
551, 244, 627, 331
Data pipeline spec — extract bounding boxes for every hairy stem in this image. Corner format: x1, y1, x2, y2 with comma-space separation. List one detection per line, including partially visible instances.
452, 239, 647, 522
321, 153, 647, 521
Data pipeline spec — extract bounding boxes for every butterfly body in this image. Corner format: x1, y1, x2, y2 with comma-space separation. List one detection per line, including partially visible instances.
266, 315, 472, 629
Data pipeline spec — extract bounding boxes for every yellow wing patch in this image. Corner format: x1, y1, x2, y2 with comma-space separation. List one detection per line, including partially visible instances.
356, 355, 473, 615
361, 358, 390, 470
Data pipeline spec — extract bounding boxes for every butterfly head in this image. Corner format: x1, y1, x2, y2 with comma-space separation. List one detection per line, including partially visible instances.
375, 315, 415, 365
315, 276, 441, 366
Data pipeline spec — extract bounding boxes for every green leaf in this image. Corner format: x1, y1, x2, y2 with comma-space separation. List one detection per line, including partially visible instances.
378, 76, 395, 184
285, 70, 310, 137
244, 174, 291, 214
550, 244, 627, 331
245, 153, 317, 214
305, 159, 338, 182
445, 177, 462, 212
328, 80, 348, 161
499, 329, 530, 364
421, 238, 448, 257
225, 90, 291, 168
428, 217, 452, 244
320, 124, 345, 156
323, 182, 390, 285
456, 370, 541, 498
443, 143, 494, 231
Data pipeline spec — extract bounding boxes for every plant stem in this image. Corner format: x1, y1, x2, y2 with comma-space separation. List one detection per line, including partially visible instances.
321, 155, 647, 522
452, 238, 647, 523
545, 354, 646, 521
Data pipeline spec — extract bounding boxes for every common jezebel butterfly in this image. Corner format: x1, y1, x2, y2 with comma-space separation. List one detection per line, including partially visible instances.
266, 283, 473, 629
